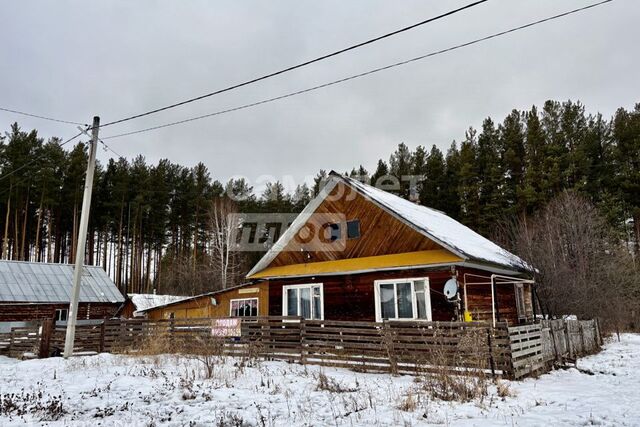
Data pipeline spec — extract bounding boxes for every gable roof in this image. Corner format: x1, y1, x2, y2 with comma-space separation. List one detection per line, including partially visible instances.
0, 260, 124, 304
247, 174, 531, 277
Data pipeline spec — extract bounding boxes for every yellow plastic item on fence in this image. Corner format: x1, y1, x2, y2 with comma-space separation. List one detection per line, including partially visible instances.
464, 310, 473, 322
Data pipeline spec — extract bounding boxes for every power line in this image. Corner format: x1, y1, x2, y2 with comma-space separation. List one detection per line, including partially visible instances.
99, 139, 123, 158
99, 0, 489, 128
0, 130, 85, 184
102, 0, 613, 141
0, 106, 86, 126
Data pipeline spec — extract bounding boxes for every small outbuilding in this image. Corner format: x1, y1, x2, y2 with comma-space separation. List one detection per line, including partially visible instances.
0, 260, 124, 322
137, 282, 269, 320
119, 293, 189, 318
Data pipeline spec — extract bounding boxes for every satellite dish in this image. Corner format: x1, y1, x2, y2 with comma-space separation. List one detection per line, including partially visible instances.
443, 278, 459, 300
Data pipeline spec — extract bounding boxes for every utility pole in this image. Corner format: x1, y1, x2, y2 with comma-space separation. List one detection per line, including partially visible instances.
64, 116, 99, 358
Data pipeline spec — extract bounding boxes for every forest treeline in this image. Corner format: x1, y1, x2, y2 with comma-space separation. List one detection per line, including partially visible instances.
0, 99, 638, 297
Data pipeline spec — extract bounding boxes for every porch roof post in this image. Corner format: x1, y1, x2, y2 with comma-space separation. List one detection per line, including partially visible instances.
491, 274, 496, 328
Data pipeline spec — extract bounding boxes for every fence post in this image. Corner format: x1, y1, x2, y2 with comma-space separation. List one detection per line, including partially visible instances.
548, 321, 559, 364
486, 327, 496, 378
594, 318, 602, 347
299, 318, 306, 365
564, 320, 573, 360
579, 322, 586, 355
383, 321, 398, 375
38, 319, 54, 358
99, 320, 106, 353
505, 325, 515, 379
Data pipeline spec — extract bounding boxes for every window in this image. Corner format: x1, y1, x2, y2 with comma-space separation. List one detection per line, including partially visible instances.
514, 284, 526, 319
282, 283, 323, 320
230, 298, 259, 317
374, 278, 431, 322
328, 223, 340, 241
54, 308, 68, 322
346, 219, 360, 239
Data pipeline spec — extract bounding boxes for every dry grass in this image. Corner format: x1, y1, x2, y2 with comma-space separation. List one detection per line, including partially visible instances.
403, 328, 492, 403
315, 371, 358, 393
496, 380, 515, 398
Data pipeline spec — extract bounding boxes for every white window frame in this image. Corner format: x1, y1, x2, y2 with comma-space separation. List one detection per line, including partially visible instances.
54, 308, 68, 322
374, 277, 432, 322
229, 297, 259, 317
282, 283, 324, 320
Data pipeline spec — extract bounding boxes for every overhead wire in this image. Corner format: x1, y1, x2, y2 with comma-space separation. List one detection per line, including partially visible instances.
99, 139, 123, 159
101, 0, 613, 141
0, 106, 86, 126
98, 0, 490, 128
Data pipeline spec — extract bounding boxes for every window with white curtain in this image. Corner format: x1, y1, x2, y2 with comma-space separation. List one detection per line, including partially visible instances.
282, 283, 323, 320
374, 278, 431, 322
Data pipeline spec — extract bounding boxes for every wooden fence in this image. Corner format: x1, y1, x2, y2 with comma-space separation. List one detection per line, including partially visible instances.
1, 324, 41, 359
1, 317, 601, 379
507, 319, 602, 379
540, 319, 602, 363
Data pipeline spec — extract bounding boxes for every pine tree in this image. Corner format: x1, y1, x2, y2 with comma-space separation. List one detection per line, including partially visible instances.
541, 100, 567, 196
522, 106, 547, 212
499, 110, 526, 215
312, 170, 328, 196
560, 101, 588, 189
292, 183, 312, 210
612, 104, 640, 251
389, 142, 412, 198
420, 145, 447, 212
457, 128, 480, 228
476, 118, 504, 234
442, 142, 461, 219
370, 160, 389, 188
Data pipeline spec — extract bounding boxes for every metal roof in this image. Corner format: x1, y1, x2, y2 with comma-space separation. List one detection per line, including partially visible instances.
0, 261, 124, 304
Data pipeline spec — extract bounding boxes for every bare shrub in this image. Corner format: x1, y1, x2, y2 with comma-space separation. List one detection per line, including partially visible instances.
417, 327, 490, 403
315, 371, 358, 393
216, 411, 249, 427
182, 335, 227, 379
0, 389, 66, 421
397, 390, 418, 412
496, 380, 515, 398
497, 191, 640, 334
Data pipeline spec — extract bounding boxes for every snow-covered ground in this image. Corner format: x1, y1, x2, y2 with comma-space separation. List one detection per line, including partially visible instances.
1, 334, 639, 426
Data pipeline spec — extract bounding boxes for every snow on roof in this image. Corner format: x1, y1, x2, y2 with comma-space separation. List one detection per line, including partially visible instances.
247, 174, 532, 278
0, 260, 124, 304
128, 293, 189, 314
341, 175, 529, 271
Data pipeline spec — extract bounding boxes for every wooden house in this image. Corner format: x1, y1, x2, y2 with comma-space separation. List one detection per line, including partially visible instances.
137, 282, 270, 320
0, 260, 124, 322
245, 173, 535, 326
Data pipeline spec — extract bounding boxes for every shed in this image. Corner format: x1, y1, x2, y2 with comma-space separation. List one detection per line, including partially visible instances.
0, 260, 124, 322
137, 282, 269, 320
119, 293, 190, 318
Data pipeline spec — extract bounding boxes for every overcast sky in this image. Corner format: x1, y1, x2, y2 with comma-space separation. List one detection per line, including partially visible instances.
1, 0, 637, 193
